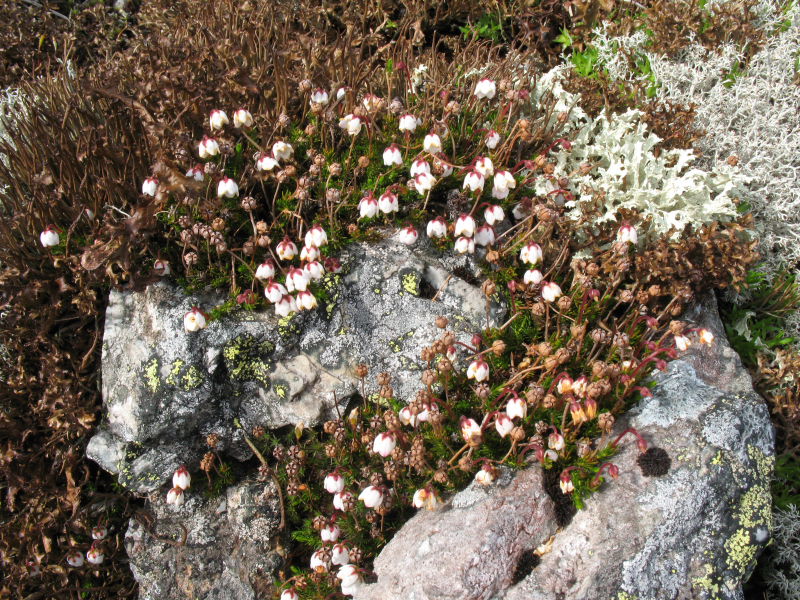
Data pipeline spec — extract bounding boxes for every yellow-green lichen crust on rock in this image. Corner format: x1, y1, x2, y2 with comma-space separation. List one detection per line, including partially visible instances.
222, 334, 275, 388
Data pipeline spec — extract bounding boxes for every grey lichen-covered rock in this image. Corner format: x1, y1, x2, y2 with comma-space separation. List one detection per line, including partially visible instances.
354, 467, 557, 600
125, 475, 282, 600
357, 293, 774, 600
87, 239, 504, 492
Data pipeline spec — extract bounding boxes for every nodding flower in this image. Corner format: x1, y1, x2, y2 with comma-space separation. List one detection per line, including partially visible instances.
358, 485, 384, 509
255, 260, 276, 281
183, 307, 207, 333
520, 242, 543, 265
166, 485, 185, 506
410, 159, 431, 178
141, 176, 158, 197
256, 152, 279, 172
378, 190, 400, 213
297, 290, 318, 311
426, 216, 448, 239
209, 109, 229, 130
280, 589, 300, 600
320, 524, 341, 542
506, 396, 527, 420
524, 269, 543, 286
304, 224, 328, 248
617, 222, 638, 245
413, 172, 436, 195
86, 543, 104, 565
698, 329, 715, 345
474, 78, 497, 100
324, 472, 345, 494
548, 430, 565, 451
285, 267, 309, 292
198, 136, 220, 159
559, 471, 575, 495
474, 224, 495, 247
359, 193, 379, 218
185, 165, 205, 180
398, 225, 419, 246
276, 237, 298, 261
454, 214, 477, 238
372, 432, 397, 457
303, 260, 325, 281
484, 204, 505, 226
172, 465, 191, 490
495, 413, 514, 438
217, 176, 239, 198
310, 88, 330, 106
485, 130, 501, 149
475, 463, 497, 485
412, 487, 440, 510
492, 170, 516, 199
383, 144, 403, 167
339, 114, 363, 136
275, 294, 298, 318
39, 226, 60, 248
454, 236, 475, 254
272, 141, 293, 162
541, 281, 563, 303
264, 281, 288, 304
462, 169, 485, 193
398, 113, 420, 133
460, 416, 482, 444
331, 543, 350, 566
423, 133, 442, 154
474, 155, 494, 177
467, 359, 489, 382
232, 108, 253, 128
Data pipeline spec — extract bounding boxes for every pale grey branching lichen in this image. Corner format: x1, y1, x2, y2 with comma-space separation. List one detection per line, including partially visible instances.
762, 504, 800, 599
530, 68, 747, 238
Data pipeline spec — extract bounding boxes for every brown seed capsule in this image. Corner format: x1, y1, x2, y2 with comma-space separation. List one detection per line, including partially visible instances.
544, 356, 560, 372
458, 454, 473, 471
434, 469, 449, 484
435, 316, 448, 329
481, 280, 497, 297
358, 156, 370, 169
355, 364, 369, 379
532, 302, 547, 317
543, 393, 559, 409
525, 384, 545, 405
486, 250, 500, 263
421, 369, 437, 385
377, 372, 391, 386
511, 426, 527, 442
619, 289, 634, 303
252, 425, 266, 438
329, 163, 342, 177
206, 433, 220, 448
598, 412, 615, 433
200, 452, 215, 472
442, 332, 456, 346
257, 234, 270, 248
475, 384, 491, 400
491, 340, 507, 357
557, 296, 572, 311
420, 347, 435, 363
727, 155, 739, 166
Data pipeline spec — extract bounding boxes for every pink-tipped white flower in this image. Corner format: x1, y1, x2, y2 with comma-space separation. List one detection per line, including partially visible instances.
485, 130, 501, 149
454, 214, 476, 238
484, 204, 505, 226
358, 485, 384, 508
506, 397, 527, 420
91, 525, 108, 540
475, 156, 494, 177
141, 176, 158, 197
233, 108, 253, 128
495, 413, 514, 437
617, 222, 638, 245
217, 176, 239, 198
311, 88, 330, 106
475, 224, 495, 247
474, 78, 497, 99
275, 294, 298, 318
321, 524, 341, 542
556, 376, 573, 395
463, 169, 485, 193
336, 87, 348, 101
399, 113, 419, 133
154, 259, 171, 276
310, 548, 330, 572
399, 406, 417, 427
475, 465, 496, 485
541, 281, 563, 302
265, 281, 288, 303
423, 133, 442, 154
398, 225, 418, 245
378, 190, 400, 213
460, 416, 482, 444
300, 245, 320, 262
548, 431, 565, 451
324, 472, 345, 494
675, 334, 691, 351
359, 193, 379, 219
492, 170, 516, 199
412, 487, 440, 510
467, 359, 489, 382
338, 564, 363, 596
520, 242, 543, 265
454, 236, 475, 254
256, 152, 279, 172
183, 307, 207, 333
276, 237, 298, 261
410, 159, 431, 178
198, 136, 220, 159
280, 589, 300, 600
86, 545, 104, 565
297, 290, 318, 311
339, 114, 363, 136
173, 465, 191, 490
255, 259, 276, 281
524, 269, 543, 286
383, 144, 403, 167
272, 141, 293, 162
66, 550, 85, 568
413, 172, 436, 195
286, 267, 309, 292
333, 491, 354, 512
186, 165, 205, 181
39, 226, 59, 248
166, 486, 185, 506
427, 217, 448, 239
331, 543, 350, 566
372, 432, 397, 457
304, 260, 325, 281
560, 472, 574, 495
305, 225, 328, 248
209, 109, 229, 130
572, 375, 588, 398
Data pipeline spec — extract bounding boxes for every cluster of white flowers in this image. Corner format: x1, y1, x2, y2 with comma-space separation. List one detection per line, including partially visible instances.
64, 524, 108, 568
165, 465, 192, 507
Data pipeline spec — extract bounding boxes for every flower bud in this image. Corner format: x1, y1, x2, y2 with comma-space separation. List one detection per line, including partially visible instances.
372, 432, 397, 457
383, 144, 403, 166
173, 465, 191, 490
86, 544, 104, 565
39, 226, 60, 248
495, 413, 514, 437
183, 307, 207, 333
398, 225, 418, 245
166, 486, 185, 506
141, 176, 158, 197
209, 109, 229, 130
